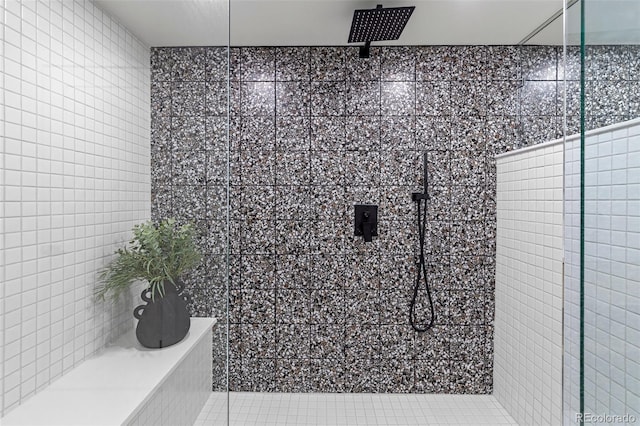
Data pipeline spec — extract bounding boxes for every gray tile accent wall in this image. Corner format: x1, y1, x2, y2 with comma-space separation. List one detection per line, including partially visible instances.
150, 45, 640, 393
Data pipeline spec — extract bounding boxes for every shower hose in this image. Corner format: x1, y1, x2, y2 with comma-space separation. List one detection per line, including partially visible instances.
409, 195, 435, 332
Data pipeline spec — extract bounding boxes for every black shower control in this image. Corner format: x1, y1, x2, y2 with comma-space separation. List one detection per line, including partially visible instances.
354, 204, 378, 242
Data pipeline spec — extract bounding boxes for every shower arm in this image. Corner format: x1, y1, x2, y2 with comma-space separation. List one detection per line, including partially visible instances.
360, 40, 372, 58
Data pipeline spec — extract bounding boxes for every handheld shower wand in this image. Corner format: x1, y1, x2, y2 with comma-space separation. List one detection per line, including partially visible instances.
410, 152, 435, 332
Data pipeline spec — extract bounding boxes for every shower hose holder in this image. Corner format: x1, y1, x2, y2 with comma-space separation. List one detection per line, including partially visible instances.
411, 192, 429, 201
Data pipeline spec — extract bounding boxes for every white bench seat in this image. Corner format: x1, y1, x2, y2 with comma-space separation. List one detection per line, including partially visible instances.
1, 317, 216, 426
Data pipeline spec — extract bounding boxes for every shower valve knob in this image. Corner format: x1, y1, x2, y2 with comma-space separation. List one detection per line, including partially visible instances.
354, 204, 378, 243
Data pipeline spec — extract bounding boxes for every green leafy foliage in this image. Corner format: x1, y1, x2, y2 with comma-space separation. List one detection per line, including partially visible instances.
96, 218, 201, 301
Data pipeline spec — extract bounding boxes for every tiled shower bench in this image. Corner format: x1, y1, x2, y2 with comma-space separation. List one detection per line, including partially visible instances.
1, 318, 216, 426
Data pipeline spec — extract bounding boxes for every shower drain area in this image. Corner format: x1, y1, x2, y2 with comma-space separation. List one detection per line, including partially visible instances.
194, 392, 517, 425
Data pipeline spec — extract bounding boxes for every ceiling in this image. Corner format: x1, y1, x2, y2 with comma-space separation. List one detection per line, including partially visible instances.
94, 0, 565, 47
92, 0, 640, 47
93, 0, 229, 47
527, 1, 640, 46
228, 0, 563, 46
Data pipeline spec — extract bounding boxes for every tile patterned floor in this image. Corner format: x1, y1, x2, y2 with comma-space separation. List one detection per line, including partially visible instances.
194, 392, 518, 425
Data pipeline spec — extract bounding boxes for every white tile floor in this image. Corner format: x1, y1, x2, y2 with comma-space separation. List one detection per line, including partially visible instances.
194, 392, 518, 426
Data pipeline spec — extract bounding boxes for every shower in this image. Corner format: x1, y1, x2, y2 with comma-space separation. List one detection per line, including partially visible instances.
410, 152, 435, 332
348, 4, 416, 57
6, 0, 639, 424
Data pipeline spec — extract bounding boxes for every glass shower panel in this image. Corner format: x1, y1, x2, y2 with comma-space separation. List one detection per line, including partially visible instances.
563, 3, 582, 424
148, 1, 230, 425
580, 0, 640, 422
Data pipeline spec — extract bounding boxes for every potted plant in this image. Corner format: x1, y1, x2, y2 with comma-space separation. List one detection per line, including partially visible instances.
96, 218, 201, 348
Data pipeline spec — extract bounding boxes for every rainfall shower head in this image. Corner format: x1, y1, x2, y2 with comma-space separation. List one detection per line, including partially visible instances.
348, 4, 415, 58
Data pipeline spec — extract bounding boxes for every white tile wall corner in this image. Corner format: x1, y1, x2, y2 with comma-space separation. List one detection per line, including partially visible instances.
494, 140, 564, 426
0, 0, 150, 416
126, 327, 213, 426
564, 118, 640, 424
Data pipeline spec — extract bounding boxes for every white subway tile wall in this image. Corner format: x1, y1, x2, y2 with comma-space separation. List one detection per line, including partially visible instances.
564, 119, 640, 423
0, 0, 150, 416
494, 140, 564, 425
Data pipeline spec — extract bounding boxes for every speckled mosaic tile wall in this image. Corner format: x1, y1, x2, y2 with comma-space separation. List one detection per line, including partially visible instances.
150, 47, 229, 391
150, 45, 640, 393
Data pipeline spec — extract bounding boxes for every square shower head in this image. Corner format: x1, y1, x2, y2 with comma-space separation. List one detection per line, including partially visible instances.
348, 5, 415, 43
